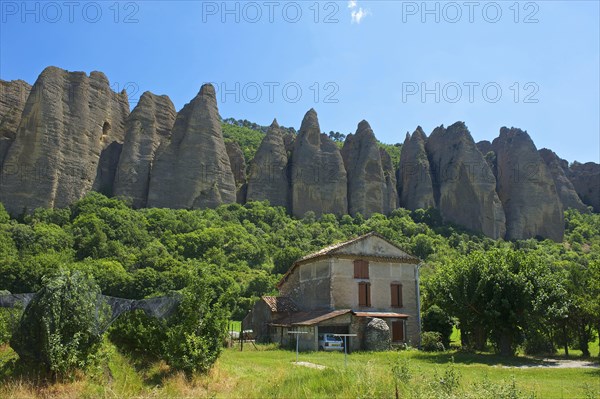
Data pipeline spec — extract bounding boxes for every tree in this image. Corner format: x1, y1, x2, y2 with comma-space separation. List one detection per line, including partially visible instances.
565, 260, 599, 357
428, 252, 490, 351
428, 249, 567, 356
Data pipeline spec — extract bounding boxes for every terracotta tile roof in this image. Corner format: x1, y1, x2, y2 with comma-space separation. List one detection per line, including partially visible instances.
294, 234, 371, 263
277, 232, 420, 288
270, 309, 352, 327
261, 296, 299, 313
353, 311, 409, 318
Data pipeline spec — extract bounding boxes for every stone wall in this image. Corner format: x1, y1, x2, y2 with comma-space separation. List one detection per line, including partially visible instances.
249, 300, 273, 342
279, 259, 332, 310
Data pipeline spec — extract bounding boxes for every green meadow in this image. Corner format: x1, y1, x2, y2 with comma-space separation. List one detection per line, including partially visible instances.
1, 342, 598, 399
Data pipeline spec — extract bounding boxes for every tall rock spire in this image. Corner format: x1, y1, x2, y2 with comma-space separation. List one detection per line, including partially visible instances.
147, 84, 236, 209
246, 119, 290, 209
113, 91, 176, 208
291, 109, 347, 217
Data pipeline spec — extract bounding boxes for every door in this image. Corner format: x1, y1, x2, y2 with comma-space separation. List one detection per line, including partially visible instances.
392, 320, 404, 342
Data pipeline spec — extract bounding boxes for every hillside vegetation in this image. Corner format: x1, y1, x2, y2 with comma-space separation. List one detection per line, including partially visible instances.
0, 193, 598, 359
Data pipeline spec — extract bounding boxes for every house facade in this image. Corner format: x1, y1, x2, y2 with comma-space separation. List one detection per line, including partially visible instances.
246, 232, 422, 351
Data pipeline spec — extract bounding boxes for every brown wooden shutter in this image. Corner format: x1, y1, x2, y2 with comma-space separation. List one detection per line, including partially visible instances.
366, 283, 371, 307
354, 260, 369, 279
391, 283, 403, 308
391, 284, 399, 307
358, 283, 366, 306
398, 284, 403, 307
392, 321, 404, 342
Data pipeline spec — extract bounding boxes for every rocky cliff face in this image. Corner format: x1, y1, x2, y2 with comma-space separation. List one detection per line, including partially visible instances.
0, 80, 31, 166
0, 66, 597, 242
113, 92, 176, 208
147, 84, 236, 209
426, 122, 506, 239
283, 133, 295, 153
341, 120, 392, 217
93, 141, 123, 197
380, 147, 398, 214
0, 66, 129, 215
246, 119, 290, 209
398, 127, 435, 211
539, 148, 588, 212
225, 140, 247, 203
291, 109, 347, 217
492, 127, 564, 241
476, 140, 493, 156
568, 162, 600, 212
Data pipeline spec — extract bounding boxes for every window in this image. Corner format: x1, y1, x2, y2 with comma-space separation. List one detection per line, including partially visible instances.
358, 282, 371, 307
353, 259, 369, 279
391, 283, 403, 308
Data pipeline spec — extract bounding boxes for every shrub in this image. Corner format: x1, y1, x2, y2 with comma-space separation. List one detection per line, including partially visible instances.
110, 277, 229, 375
0, 306, 21, 345
421, 331, 445, 352
422, 305, 454, 347
10, 269, 108, 376
162, 278, 228, 374
523, 330, 556, 355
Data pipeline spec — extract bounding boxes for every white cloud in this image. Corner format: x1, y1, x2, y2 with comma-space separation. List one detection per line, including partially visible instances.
348, 0, 357, 9
351, 7, 370, 24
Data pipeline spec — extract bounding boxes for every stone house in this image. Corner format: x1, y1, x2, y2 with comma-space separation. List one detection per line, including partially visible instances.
245, 232, 422, 351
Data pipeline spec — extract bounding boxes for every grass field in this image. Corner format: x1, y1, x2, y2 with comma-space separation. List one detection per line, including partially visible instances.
0, 342, 598, 399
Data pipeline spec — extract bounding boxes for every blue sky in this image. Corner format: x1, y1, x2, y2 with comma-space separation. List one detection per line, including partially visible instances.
1, 0, 598, 162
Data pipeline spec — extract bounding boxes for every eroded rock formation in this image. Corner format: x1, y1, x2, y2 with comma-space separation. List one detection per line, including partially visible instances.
291, 109, 347, 217
0, 79, 31, 165
147, 84, 236, 209
426, 122, 506, 239
568, 162, 600, 212
492, 127, 564, 241
380, 147, 398, 214
0, 66, 596, 242
539, 148, 588, 212
225, 140, 247, 203
113, 92, 176, 208
0, 66, 129, 215
398, 127, 435, 211
246, 119, 290, 209
341, 120, 394, 216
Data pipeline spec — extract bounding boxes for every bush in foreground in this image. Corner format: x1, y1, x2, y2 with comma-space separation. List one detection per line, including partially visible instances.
10, 269, 107, 376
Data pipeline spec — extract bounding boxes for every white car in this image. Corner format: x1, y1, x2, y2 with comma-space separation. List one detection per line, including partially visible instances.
318, 333, 344, 351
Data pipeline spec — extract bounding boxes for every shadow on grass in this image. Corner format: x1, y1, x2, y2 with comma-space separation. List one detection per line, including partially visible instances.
584, 367, 600, 377
0, 354, 73, 388
410, 350, 557, 367
113, 346, 174, 387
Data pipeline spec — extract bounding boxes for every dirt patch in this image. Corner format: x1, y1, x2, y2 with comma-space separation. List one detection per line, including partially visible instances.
502, 359, 599, 369
292, 361, 326, 370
